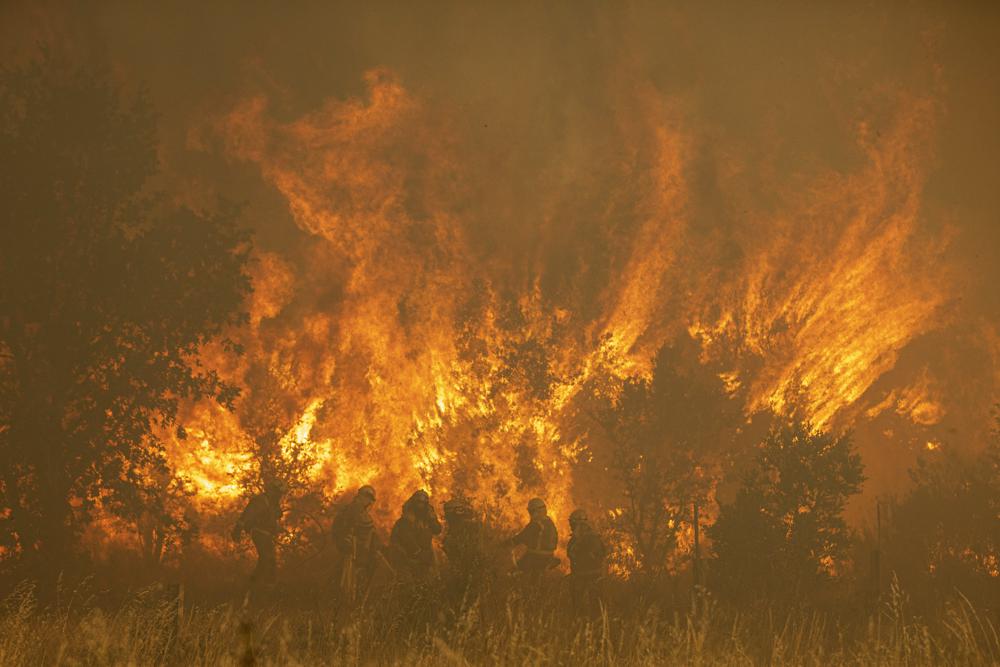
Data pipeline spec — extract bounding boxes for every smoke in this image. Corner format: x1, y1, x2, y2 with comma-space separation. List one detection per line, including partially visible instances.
3, 1, 999, 539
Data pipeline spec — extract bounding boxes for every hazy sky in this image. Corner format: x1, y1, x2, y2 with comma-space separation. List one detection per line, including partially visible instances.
4, 1, 996, 308
3, 1, 999, 510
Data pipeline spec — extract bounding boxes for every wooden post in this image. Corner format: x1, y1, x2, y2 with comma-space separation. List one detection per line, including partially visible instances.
176, 582, 184, 629
165, 581, 184, 657
870, 500, 881, 602
692, 501, 701, 590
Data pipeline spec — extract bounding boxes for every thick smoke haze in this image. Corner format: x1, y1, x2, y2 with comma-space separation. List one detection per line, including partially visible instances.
3, 0, 999, 537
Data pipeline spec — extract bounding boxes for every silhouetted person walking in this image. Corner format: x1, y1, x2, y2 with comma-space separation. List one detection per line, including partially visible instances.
566, 509, 606, 611
331, 485, 380, 603
389, 489, 442, 580
505, 497, 559, 580
232, 483, 284, 587
443, 496, 483, 574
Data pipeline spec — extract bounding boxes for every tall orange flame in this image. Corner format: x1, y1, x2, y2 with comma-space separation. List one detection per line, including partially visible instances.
148, 71, 952, 561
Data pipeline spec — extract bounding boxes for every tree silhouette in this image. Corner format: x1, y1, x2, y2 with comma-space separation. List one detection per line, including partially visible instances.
883, 407, 1000, 605
0, 55, 250, 578
592, 336, 739, 574
709, 419, 864, 601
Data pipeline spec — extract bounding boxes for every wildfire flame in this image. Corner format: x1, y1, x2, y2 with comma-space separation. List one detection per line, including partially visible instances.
144, 69, 954, 561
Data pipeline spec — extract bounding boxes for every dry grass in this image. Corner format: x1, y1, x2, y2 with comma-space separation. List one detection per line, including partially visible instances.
0, 576, 997, 666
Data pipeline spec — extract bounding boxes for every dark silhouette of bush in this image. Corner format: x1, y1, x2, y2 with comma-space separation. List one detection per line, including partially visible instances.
0, 54, 250, 581
710, 419, 864, 602
882, 408, 1000, 607
589, 336, 740, 574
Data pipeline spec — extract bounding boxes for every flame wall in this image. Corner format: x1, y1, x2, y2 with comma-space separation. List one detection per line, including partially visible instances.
4, 1, 999, 558
167, 69, 955, 538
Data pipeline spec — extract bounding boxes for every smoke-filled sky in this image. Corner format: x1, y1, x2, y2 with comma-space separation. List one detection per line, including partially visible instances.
4, 1, 999, 530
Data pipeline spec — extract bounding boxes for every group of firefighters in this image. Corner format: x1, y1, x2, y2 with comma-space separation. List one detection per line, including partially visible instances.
232, 484, 607, 603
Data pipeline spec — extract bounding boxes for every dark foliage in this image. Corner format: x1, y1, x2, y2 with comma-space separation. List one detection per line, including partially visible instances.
882, 407, 1000, 606
710, 419, 864, 601
0, 54, 251, 578
593, 335, 740, 573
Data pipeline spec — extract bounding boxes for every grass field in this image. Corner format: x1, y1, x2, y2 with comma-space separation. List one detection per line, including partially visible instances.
1, 574, 997, 666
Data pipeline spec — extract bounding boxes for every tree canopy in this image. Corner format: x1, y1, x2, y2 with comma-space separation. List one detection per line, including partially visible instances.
710, 419, 865, 601
593, 336, 740, 573
0, 55, 250, 577
883, 407, 1000, 604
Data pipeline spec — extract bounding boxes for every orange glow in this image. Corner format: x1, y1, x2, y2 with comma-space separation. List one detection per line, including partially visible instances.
88, 71, 953, 567
690, 98, 949, 429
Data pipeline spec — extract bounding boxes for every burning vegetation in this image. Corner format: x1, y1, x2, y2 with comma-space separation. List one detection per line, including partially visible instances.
0, 2, 999, 664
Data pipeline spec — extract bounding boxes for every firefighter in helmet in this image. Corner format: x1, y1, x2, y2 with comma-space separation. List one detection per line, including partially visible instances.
566, 508, 606, 609
330, 484, 380, 602
442, 495, 482, 571
389, 489, 442, 580
505, 497, 559, 578
232, 481, 285, 587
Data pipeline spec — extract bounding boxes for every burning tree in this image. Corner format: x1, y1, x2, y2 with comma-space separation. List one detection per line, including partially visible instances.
590, 336, 739, 574
709, 419, 864, 601
882, 406, 1000, 604
0, 55, 250, 578
237, 362, 319, 496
